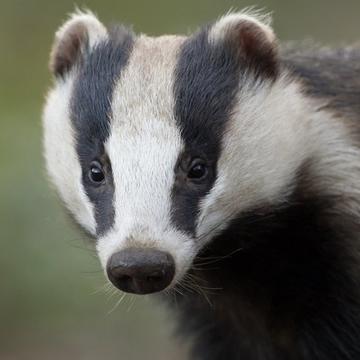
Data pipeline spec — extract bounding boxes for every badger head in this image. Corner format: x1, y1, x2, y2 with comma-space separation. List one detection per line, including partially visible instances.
43, 10, 308, 295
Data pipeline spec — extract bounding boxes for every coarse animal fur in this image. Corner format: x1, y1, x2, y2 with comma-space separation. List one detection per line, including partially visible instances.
43, 9, 360, 360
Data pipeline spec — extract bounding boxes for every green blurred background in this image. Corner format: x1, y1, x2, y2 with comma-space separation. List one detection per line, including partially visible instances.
0, 0, 359, 359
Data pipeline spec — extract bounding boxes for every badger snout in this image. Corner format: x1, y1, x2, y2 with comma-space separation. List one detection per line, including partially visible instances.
106, 248, 175, 294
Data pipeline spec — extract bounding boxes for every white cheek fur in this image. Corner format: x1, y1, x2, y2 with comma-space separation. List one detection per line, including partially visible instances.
43, 77, 96, 235
43, 10, 110, 236
197, 76, 312, 242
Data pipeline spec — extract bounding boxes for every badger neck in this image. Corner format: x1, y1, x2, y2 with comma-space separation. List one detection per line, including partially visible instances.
168, 97, 360, 360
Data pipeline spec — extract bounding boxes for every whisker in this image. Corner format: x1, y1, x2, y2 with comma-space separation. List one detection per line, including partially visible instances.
107, 292, 127, 314
178, 273, 220, 307
196, 210, 241, 243
67, 241, 97, 254
186, 273, 223, 292
194, 247, 244, 267
91, 282, 111, 296
106, 287, 121, 302
196, 206, 277, 246
126, 295, 137, 313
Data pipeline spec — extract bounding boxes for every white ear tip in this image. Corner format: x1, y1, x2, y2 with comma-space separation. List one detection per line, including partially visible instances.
55, 9, 107, 47
209, 11, 275, 44
50, 9, 108, 77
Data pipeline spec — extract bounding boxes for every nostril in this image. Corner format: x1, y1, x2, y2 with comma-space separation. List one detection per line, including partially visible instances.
117, 274, 131, 282
106, 248, 175, 295
147, 274, 162, 282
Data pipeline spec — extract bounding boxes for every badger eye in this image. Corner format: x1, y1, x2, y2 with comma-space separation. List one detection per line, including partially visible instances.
89, 162, 105, 184
188, 161, 208, 180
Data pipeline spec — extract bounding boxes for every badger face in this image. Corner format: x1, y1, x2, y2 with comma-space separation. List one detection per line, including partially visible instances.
43, 11, 308, 294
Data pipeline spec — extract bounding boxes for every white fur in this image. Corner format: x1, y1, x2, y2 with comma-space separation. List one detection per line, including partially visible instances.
305, 107, 360, 217
55, 10, 107, 48
209, 11, 275, 45
43, 77, 96, 234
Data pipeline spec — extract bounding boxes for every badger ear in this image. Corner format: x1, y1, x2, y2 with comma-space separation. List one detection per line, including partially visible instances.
209, 11, 278, 79
50, 10, 107, 78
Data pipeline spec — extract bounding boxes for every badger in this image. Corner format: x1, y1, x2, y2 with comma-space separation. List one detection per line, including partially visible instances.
43, 9, 360, 360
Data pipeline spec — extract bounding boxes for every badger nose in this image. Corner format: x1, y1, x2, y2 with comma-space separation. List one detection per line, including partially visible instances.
106, 248, 175, 294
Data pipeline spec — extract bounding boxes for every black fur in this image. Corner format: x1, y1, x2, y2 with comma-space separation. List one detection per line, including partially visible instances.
70, 26, 134, 236
166, 47, 360, 360
171, 24, 277, 235
282, 45, 360, 126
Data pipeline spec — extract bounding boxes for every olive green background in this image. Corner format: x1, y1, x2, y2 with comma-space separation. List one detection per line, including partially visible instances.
1, 0, 359, 359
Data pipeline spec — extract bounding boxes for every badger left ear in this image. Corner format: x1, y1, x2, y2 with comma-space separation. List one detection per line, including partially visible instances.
49, 10, 107, 78
209, 12, 279, 79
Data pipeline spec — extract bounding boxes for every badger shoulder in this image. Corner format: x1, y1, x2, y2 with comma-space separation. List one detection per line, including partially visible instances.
281, 43, 360, 124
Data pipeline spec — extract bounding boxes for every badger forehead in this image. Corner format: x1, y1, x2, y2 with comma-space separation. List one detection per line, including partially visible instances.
110, 34, 186, 130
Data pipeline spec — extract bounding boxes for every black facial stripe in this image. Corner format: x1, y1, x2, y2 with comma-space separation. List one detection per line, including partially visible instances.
71, 26, 134, 236
171, 27, 244, 236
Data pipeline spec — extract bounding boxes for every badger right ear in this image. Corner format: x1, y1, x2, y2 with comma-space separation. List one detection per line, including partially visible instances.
50, 10, 107, 78
208, 11, 278, 79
